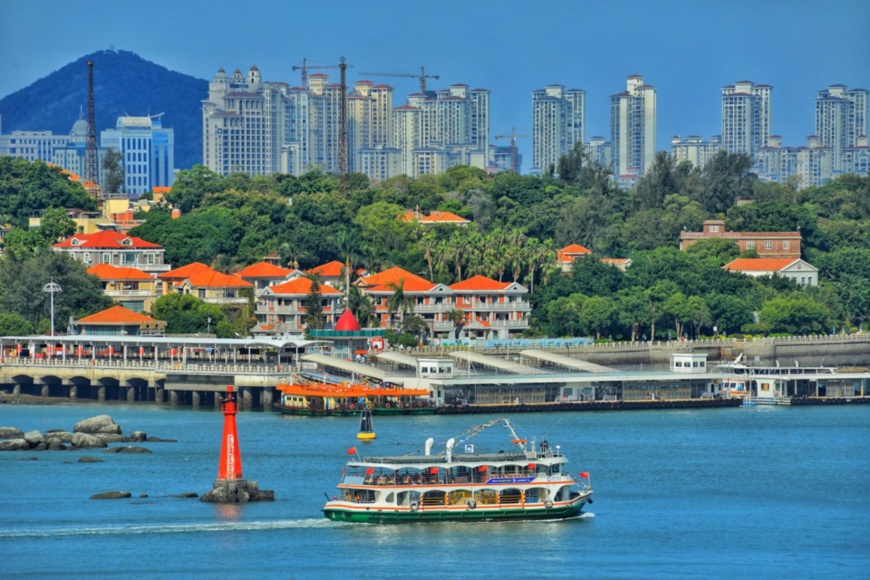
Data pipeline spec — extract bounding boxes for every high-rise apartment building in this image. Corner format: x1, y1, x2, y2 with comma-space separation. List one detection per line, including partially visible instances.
101, 115, 175, 194
721, 80, 772, 157
815, 84, 868, 174
670, 135, 722, 169
203, 66, 284, 176
754, 135, 832, 189
531, 85, 585, 173
610, 75, 656, 177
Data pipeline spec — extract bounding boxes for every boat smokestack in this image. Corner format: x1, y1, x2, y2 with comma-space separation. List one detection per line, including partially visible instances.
446, 438, 455, 462
424, 437, 434, 456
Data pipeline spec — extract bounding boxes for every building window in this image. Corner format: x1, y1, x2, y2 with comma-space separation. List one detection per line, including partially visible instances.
765, 241, 773, 250
709, 225, 719, 232
746, 241, 756, 250
102, 253, 111, 264
198, 289, 206, 298
783, 241, 790, 250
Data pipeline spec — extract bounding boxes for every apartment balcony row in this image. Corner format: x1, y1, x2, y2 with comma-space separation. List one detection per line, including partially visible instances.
104, 289, 158, 298
408, 300, 531, 313
255, 304, 337, 315
202, 296, 250, 305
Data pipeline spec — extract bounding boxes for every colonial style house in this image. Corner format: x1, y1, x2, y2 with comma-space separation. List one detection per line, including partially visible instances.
399, 208, 470, 226
356, 266, 452, 330
235, 261, 299, 294
723, 258, 819, 286
158, 262, 252, 305
76, 305, 166, 336
557, 244, 592, 271
86, 264, 159, 313
448, 275, 531, 338
53, 231, 171, 274
255, 276, 343, 334
680, 219, 802, 259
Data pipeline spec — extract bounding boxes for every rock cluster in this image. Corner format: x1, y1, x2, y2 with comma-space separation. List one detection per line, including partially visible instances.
201, 479, 275, 503
0, 415, 172, 452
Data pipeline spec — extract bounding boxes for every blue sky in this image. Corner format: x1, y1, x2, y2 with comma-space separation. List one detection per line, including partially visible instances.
1, 0, 868, 168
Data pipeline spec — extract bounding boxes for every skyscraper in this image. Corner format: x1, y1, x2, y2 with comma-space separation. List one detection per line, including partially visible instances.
610, 75, 656, 177
100, 114, 175, 194
721, 80, 772, 157
531, 85, 585, 173
815, 84, 868, 174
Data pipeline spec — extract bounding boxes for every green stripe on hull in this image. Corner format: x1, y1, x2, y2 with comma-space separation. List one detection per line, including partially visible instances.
324, 502, 586, 524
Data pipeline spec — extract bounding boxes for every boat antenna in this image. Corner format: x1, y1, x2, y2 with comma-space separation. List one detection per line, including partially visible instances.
542, 418, 562, 441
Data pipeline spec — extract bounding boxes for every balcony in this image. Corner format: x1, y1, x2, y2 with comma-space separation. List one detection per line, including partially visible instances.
104, 289, 157, 298
204, 296, 250, 305
409, 300, 532, 313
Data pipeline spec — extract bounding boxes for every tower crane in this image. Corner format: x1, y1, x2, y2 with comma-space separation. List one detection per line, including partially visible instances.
358, 66, 439, 94
291, 58, 352, 88
494, 128, 531, 174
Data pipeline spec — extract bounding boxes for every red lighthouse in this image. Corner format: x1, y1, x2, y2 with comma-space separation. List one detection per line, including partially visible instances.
217, 386, 243, 480
201, 386, 274, 503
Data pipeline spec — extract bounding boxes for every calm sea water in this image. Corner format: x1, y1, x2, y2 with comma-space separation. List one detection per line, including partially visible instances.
0, 403, 867, 579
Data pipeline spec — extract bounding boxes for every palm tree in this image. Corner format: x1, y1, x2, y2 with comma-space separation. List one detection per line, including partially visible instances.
401, 315, 430, 345
347, 286, 378, 328
386, 278, 414, 329
445, 308, 467, 340
301, 273, 325, 331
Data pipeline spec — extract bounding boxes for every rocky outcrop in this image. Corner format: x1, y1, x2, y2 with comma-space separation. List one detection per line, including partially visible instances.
0, 439, 30, 451
45, 430, 73, 444
171, 492, 199, 498
74, 415, 122, 435
131, 431, 147, 442
93, 433, 132, 444
70, 433, 108, 449
78, 456, 104, 463
0, 427, 25, 439
103, 446, 152, 454
201, 479, 274, 503
90, 491, 132, 500
23, 430, 45, 446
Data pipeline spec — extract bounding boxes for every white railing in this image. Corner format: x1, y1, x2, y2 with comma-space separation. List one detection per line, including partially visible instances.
1, 357, 288, 375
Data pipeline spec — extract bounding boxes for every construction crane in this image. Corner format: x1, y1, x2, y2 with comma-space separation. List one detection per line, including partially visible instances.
494, 128, 531, 174
291, 58, 351, 88
85, 60, 98, 196
358, 66, 439, 94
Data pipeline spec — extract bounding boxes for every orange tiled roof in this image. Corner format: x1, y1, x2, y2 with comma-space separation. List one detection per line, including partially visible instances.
184, 270, 253, 289
724, 258, 798, 272
152, 186, 171, 194
268, 277, 341, 295
450, 275, 511, 291
235, 261, 295, 279
400, 210, 470, 223
158, 262, 212, 280
359, 266, 435, 292
78, 305, 160, 325
87, 263, 154, 281
307, 260, 345, 278
54, 231, 162, 249
558, 244, 592, 262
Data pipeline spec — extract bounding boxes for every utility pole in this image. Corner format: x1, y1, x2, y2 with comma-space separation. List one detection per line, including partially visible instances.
43, 279, 62, 337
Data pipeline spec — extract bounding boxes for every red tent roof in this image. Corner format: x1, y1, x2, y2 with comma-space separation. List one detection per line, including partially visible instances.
334, 309, 361, 331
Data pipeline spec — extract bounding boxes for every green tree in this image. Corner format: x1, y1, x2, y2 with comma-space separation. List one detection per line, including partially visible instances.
579, 295, 615, 339
0, 312, 33, 336
685, 237, 741, 266
101, 148, 125, 193
758, 295, 830, 335
38, 207, 76, 244
699, 151, 755, 213
165, 164, 226, 213
301, 274, 325, 331
444, 308, 467, 340
635, 151, 679, 210
0, 157, 98, 227
386, 278, 414, 329
152, 293, 226, 335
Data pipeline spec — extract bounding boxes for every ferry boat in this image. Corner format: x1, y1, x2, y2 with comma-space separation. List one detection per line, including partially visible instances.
322, 418, 593, 523
276, 381, 436, 416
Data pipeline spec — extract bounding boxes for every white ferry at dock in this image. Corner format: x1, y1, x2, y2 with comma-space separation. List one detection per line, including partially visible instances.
322, 418, 593, 523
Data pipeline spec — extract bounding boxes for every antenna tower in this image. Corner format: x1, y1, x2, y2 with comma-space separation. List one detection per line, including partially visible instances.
338, 56, 349, 194
85, 61, 98, 194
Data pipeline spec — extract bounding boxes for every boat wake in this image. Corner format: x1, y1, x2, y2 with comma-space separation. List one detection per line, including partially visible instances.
0, 518, 334, 539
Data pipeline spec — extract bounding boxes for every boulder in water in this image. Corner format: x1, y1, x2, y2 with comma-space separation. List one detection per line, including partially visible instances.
78, 456, 103, 463
93, 433, 131, 444
74, 415, 122, 435
0, 438, 30, 451
0, 427, 24, 439
24, 430, 44, 446
130, 431, 147, 442
45, 430, 73, 444
103, 446, 152, 454
90, 491, 132, 500
70, 433, 108, 449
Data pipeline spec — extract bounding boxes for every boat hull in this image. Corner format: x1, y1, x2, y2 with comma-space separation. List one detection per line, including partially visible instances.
323, 497, 589, 524
277, 405, 436, 417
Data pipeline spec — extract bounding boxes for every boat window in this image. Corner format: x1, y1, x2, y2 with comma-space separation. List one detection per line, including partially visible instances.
476, 489, 498, 505
422, 490, 447, 507
385, 492, 395, 503
397, 491, 408, 506
525, 487, 548, 504
551, 464, 561, 474
447, 489, 472, 506
499, 488, 523, 504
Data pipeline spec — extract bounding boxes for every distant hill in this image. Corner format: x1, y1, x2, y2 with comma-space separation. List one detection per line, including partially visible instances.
0, 50, 206, 170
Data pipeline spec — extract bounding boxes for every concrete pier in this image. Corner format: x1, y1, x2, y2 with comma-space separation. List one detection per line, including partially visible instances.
69, 386, 77, 400
192, 391, 201, 409
127, 387, 135, 403
41, 385, 49, 398
98, 386, 106, 402
261, 388, 273, 410
169, 390, 179, 406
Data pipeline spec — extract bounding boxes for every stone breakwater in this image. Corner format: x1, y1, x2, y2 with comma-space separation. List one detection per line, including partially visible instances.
0, 414, 175, 452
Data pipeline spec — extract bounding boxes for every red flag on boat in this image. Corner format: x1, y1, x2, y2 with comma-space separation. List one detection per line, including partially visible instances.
579, 471, 590, 478
366, 467, 374, 475
347, 447, 357, 455
429, 467, 438, 474
477, 466, 487, 472
527, 463, 536, 469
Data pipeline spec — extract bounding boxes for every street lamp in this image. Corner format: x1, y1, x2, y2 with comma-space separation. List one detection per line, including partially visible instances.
43, 279, 62, 337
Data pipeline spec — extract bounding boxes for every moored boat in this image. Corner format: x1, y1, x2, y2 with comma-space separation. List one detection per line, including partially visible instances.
276, 381, 436, 416
322, 418, 593, 523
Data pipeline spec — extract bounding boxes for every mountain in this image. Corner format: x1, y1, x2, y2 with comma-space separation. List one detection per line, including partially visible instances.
0, 50, 206, 170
